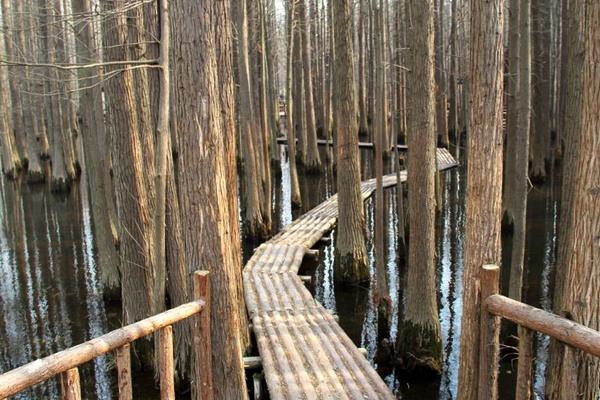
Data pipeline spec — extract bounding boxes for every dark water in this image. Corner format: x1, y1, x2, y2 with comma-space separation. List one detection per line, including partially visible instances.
0, 145, 560, 399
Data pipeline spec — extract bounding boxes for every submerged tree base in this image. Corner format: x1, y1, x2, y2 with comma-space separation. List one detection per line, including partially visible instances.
395, 320, 442, 375
27, 169, 45, 184
333, 251, 369, 285
51, 177, 71, 193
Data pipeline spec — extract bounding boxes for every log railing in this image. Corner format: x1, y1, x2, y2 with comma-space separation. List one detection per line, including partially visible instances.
0, 271, 212, 400
479, 265, 600, 400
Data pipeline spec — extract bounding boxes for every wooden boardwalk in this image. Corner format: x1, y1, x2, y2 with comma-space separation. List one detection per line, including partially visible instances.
243, 148, 458, 399
276, 136, 409, 151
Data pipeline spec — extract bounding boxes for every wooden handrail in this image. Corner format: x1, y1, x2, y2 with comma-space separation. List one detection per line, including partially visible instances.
0, 271, 212, 399
485, 294, 600, 357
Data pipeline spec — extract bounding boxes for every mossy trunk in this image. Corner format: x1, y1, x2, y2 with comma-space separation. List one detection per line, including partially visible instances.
396, 320, 442, 374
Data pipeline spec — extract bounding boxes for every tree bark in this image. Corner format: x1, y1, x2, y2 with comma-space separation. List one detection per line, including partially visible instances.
503, 0, 520, 225
508, 0, 531, 302
0, 1, 22, 178
396, 0, 442, 374
171, 1, 248, 397
435, 0, 449, 147
546, 1, 599, 399
332, 0, 369, 285
456, 0, 505, 398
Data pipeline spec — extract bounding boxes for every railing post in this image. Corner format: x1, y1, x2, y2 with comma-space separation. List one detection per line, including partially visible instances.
515, 326, 534, 400
158, 325, 175, 400
193, 270, 213, 400
478, 264, 500, 400
115, 344, 132, 400
59, 368, 81, 400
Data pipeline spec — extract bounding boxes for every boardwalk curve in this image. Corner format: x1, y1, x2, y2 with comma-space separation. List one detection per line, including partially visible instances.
243, 148, 458, 399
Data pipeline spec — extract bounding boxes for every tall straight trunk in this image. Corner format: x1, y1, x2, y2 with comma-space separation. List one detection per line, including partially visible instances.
395, 0, 407, 145
236, 0, 269, 240
435, 0, 449, 147
358, 0, 369, 135
326, 0, 335, 165
71, 0, 120, 290
396, 0, 442, 374
530, 0, 551, 181
333, 0, 369, 284
373, 0, 389, 324
286, 0, 302, 208
456, 0, 504, 398
54, 0, 78, 181
171, 0, 248, 397
292, 4, 308, 166
546, 3, 600, 398
26, 0, 49, 160
44, 0, 70, 192
256, 0, 273, 231
508, 0, 531, 302
2, 0, 27, 165
546, 0, 584, 400
16, 0, 44, 182
103, 0, 154, 324
503, 0, 520, 225
380, 0, 390, 158
298, 0, 322, 171
214, 0, 250, 351
0, 7, 20, 178
266, 0, 280, 163
448, 0, 459, 141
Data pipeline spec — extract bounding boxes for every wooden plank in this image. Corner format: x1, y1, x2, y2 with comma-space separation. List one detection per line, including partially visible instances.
158, 326, 175, 400
193, 271, 213, 400
59, 368, 81, 400
115, 344, 132, 400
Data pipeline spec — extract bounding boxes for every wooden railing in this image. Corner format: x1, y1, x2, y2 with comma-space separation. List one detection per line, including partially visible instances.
0, 271, 212, 400
479, 265, 600, 400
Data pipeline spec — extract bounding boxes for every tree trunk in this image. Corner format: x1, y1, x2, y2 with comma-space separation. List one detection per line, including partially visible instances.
332, 0, 369, 284
448, 0, 459, 142
435, 0, 449, 147
171, 1, 248, 397
358, 0, 369, 136
71, 0, 120, 290
508, 0, 531, 303
0, 1, 21, 178
396, 0, 442, 374
236, 0, 269, 240
503, 0, 520, 225
103, 0, 155, 325
286, 0, 302, 208
456, 0, 505, 398
546, 2, 600, 398
530, 0, 551, 182
2, 0, 28, 166
293, 6, 308, 166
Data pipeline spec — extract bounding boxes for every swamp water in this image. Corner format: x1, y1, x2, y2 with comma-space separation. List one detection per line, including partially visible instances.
0, 146, 560, 399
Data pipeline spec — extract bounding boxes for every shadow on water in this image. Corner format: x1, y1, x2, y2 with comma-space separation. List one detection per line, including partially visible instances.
0, 143, 561, 399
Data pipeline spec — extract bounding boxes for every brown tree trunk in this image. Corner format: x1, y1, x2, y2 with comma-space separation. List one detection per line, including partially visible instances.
286, 0, 302, 208
71, 0, 120, 290
503, 0, 520, 225
236, 0, 269, 240
332, 0, 369, 284
435, 0, 449, 147
448, 0, 459, 142
103, 0, 154, 325
2, 0, 28, 166
546, 1, 599, 398
456, 0, 505, 398
171, 1, 248, 397
396, 0, 442, 374
508, 0, 531, 302
358, 0, 369, 136
530, 0, 551, 182
0, 21, 20, 178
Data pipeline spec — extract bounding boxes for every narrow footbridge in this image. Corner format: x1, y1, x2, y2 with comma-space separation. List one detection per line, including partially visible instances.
243, 148, 458, 399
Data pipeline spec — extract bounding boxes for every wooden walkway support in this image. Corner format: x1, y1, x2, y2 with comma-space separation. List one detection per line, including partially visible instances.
276, 136, 409, 151
243, 148, 458, 399
0, 271, 212, 400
